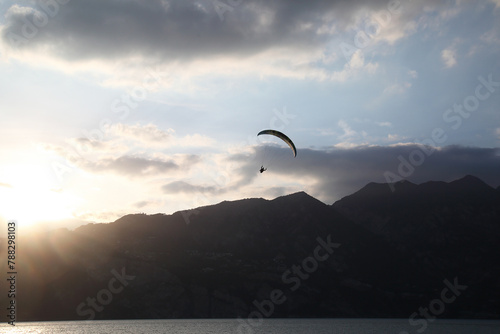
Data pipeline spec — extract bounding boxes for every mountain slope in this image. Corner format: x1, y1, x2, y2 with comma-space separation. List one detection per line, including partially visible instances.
8, 177, 500, 321
332, 175, 500, 239
332, 175, 500, 318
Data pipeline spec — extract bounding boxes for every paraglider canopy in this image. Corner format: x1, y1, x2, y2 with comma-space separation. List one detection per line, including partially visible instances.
257, 129, 297, 157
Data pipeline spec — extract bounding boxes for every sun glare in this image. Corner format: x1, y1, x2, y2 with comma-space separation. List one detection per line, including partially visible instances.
0, 164, 76, 228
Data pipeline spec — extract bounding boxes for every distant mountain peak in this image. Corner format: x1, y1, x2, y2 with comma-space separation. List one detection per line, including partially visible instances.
389, 179, 417, 191
280, 190, 310, 198
344, 179, 416, 200
455, 174, 483, 182
332, 174, 498, 212
271, 191, 326, 206
450, 174, 493, 190
272, 191, 325, 205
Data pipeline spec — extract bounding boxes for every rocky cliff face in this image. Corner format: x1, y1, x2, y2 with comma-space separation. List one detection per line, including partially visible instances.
8, 176, 500, 321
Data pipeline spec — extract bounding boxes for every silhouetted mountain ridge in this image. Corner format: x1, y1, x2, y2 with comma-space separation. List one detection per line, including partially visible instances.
333, 175, 500, 229
7, 175, 499, 321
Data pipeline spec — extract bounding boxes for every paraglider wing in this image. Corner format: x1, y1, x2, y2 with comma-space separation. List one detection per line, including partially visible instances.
257, 129, 297, 157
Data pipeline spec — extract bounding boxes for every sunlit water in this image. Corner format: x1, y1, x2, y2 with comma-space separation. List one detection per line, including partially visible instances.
1, 318, 499, 334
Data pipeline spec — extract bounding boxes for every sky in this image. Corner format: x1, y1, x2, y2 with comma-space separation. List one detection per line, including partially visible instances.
0, 0, 499, 230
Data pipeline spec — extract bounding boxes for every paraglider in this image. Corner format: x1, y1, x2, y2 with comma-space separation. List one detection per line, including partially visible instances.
257, 129, 296, 172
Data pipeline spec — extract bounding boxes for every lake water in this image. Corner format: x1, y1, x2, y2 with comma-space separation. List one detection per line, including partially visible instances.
1, 318, 499, 334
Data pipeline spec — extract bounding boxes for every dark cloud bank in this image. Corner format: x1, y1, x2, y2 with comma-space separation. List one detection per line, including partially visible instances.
166, 145, 500, 204
288, 145, 500, 203
1, 0, 433, 61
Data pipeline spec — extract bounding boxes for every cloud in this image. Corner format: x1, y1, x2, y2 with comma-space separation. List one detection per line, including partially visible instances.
383, 81, 411, 95
134, 201, 150, 209
0, 1, 338, 60
481, 28, 500, 45
344, 50, 379, 73
441, 48, 457, 68
80, 155, 179, 176
338, 120, 357, 139
227, 145, 500, 204
161, 153, 258, 197
317, 128, 337, 137
65, 138, 122, 156
0, 182, 13, 188
386, 134, 406, 142
0, 0, 398, 58
44, 137, 500, 214
363, 3, 420, 46
489, 0, 500, 8
408, 70, 418, 79
134, 199, 164, 209
4, 0, 484, 91
106, 123, 216, 148
162, 180, 219, 194
440, 37, 463, 69
334, 119, 392, 147
72, 137, 108, 150
0, 0, 444, 83
108, 123, 174, 144
376, 121, 392, 127
42, 124, 207, 178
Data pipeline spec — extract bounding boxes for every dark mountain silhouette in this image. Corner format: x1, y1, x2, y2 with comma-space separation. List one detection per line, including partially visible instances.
333, 175, 500, 241
4, 175, 499, 321
332, 175, 500, 318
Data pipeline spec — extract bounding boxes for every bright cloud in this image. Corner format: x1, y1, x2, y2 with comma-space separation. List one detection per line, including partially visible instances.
441, 48, 457, 68
383, 82, 412, 95
338, 120, 357, 140
109, 123, 174, 144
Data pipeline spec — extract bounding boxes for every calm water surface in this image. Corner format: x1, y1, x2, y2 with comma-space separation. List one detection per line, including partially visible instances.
1, 318, 499, 334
